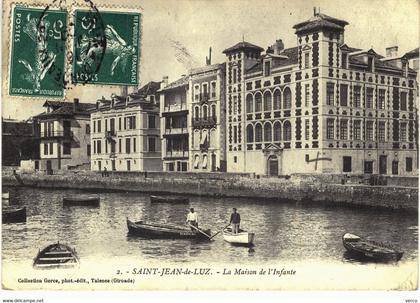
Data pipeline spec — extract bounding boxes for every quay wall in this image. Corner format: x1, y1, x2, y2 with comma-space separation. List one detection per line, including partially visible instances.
2, 171, 418, 212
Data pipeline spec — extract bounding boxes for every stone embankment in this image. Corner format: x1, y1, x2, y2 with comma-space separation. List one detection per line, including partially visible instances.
2, 171, 418, 212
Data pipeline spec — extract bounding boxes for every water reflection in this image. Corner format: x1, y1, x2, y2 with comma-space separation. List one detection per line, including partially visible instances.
1, 186, 418, 265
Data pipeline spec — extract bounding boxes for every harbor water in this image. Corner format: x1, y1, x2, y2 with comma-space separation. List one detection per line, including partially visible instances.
1, 186, 418, 290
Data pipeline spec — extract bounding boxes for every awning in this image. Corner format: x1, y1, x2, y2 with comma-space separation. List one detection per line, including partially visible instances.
193, 155, 200, 168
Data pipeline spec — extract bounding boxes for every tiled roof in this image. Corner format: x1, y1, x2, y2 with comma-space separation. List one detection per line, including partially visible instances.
293, 13, 348, 29
246, 47, 298, 74
404, 47, 419, 59
35, 100, 95, 119
130, 81, 162, 97
223, 41, 264, 54
42, 100, 96, 112
295, 19, 344, 34
159, 75, 189, 92
348, 49, 408, 71
190, 62, 225, 75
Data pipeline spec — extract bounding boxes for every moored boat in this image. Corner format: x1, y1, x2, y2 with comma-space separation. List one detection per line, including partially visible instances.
150, 195, 189, 204
63, 195, 100, 207
127, 218, 211, 240
342, 233, 403, 261
222, 228, 255, 246
2, 192, 10, 200
33, 242, 79, 269
2, 207, 26, 223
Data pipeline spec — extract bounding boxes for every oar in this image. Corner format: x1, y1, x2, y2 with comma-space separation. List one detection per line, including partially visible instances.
209, 223, 231, 240
187, 223, 212, 239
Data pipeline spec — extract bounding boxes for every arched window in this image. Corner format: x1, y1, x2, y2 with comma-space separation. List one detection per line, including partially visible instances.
193, 130, 200, 149
273, 122, 281, 141
211, 104, 216, 118
263, 91, 272, 112
264, 122, 272, 142
283, 121, 291, 141
273, 90, 281, 110
246, 94, 253, 113
194, 154, 200, 168
210, 128, 217, 147
246, 124, 254, 143
255, 92, 262, 112
202, 105, 208, 120
194, 106, 200, 119
283, 87, 291, 109
255, 124, 262, 142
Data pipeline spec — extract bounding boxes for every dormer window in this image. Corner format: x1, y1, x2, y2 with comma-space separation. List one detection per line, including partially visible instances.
264, 60, 271, 76
150, 95, 155, 103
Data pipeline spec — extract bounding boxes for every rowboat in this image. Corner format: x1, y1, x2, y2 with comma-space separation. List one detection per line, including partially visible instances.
2, 207, 26, 223
33, 242, 79, 269
63, 195, 100, 207
223, 228, 255, 246
127, 218, 211, 240
342, 233, 403, 261
150, 195, 189, 204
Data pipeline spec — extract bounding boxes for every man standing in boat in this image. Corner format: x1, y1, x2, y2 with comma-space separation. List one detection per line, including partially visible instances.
186, 208, 198, 230
230, 208, 241, 234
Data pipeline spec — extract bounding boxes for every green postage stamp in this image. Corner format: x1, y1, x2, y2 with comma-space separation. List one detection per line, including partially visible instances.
8, 5, 141, 97
9, 7, 67, 97
72, 10, 141, 85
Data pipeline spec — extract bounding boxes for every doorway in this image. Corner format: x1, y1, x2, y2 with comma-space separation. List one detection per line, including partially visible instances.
211, 153, 216, 172
379, 155, 387, 174
268, 155, 278, 176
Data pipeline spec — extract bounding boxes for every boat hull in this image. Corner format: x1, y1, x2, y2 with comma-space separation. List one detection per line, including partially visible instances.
342, 233, 403, 261
127, 219, 210, 240
150, 195, 189, 204
63, 195, 100, 207
2, 207, 26, 223
223, 230, 255, 246
33, 243, 79, 269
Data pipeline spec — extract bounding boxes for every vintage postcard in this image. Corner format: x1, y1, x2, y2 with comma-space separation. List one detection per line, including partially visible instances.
1, 0, 419, 300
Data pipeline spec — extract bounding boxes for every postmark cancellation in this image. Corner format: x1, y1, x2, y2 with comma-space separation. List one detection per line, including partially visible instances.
6, 1, 142, 98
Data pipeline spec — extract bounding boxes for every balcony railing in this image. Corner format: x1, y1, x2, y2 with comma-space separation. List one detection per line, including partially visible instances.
105, 130, 116, 139
164, 127, 188, 135
165, 150, 189, 158
163, 103, 188, 113
192, 116, 217, 128
39, 130, 73, 139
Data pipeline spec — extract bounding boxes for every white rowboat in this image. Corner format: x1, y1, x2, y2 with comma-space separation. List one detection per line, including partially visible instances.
222, 229, 255, 246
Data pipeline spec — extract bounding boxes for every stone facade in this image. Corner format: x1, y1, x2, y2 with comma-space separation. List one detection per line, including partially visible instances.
90, 82, 162, 172
189, 63, 227, 172
34, 99, 94, 171
223, 12, 418, 176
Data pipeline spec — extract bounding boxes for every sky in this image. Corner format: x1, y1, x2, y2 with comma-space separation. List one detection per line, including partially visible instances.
2, 0, 419, 120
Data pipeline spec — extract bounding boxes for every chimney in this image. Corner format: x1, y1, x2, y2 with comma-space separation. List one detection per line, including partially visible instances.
386, 46, 398, 58
274, 39, 284, 54
162, 76, 169, 87
96, 100, 100, 109
313, 7, 317, 16
121, 86, 128, 97
73, 98, 79, 112
206, 47, 212, 65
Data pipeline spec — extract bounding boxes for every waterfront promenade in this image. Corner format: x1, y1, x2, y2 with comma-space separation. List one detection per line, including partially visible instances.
2, 170, 418, 212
